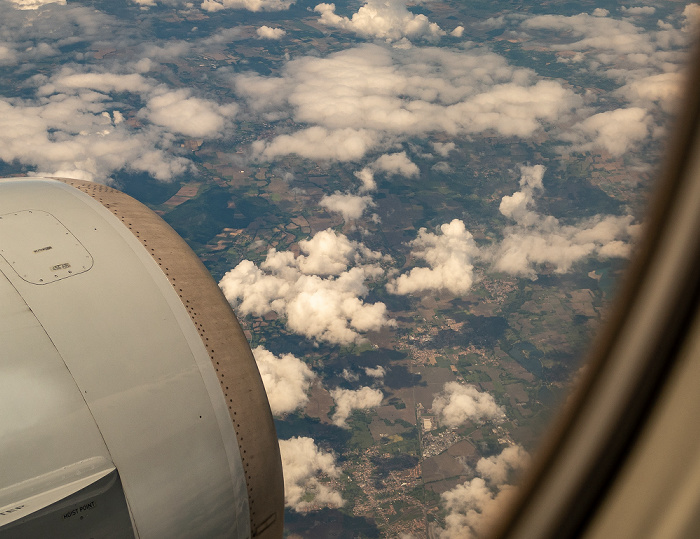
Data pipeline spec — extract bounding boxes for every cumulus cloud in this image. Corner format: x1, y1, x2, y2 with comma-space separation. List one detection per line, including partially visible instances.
432, 382, 506, 427
388, 219, 479, 295
257, 26, 287, 39
347, 151, 417, 193
684, 4, 700, 31
330, 386, 384, 427
142, 89, 238, 138
432, 142, 455, 157
0, 62, 243, 181
451, 26, 465, 38
1, 2, 121, 68
621, 6, 656, 15
253, 346, 315, 415
235, 44, 581, 162
565, 107, 650, 156
354, 167, 377, 192
0, 8, 203, 183
0, 44, 18, 65
47, 71, 153, 94
522, 12, 657, 56
476, 445, 530, 486
341, 369, 360, 382
201, 0, 295, 11
364, 366, 386, 378
9, 0, 65, 9
320, 192, 375, 221
519, 8, 692, 98
438, 446, 529, 539
488, 165, 639, 278
0, 97, 191, 182
219, 229, 394, 345
279, 437, 344, 512
372, 151, 419, 177
617, 72, 685, 114
314, 0, 445, 42
252, 127, 381, 162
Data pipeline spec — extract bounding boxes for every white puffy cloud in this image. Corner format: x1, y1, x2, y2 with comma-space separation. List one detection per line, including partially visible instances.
253, 346, 315, 415
476, 445, 530, 486
522, 12, 657, 56
143, 89, 238, 138
497, 164, 546, 225
347, 151, 417, 193
438, 446, 529, 539
372, 151, 419, 177
684, 4, 700, 30
329, 386, 384, 427
295, 228, 387, 275
520, 8, 691, 93
140, 41, 193, 62
488, 165, 639, 278
130, 0, 295, 14
0, 97, 191, 182
432, 142, 455, 157
354, 167, 377, 192
0, 63, 241, 181
257, 26, 287, 39
0, 44, 18, 65
314, 0, 445, 42
617, 72, 685, 114
388, 219, 479, 296
235, 44, 581, 162
565, 107, 650, 156
47, 71, 153, 94
9, 0, 65, 9
252, 127, 381, 162
432, 382, 506, 427
279, 437, 344, 512
201, 0, 295, 11
0, 1, 116, 64
364, 366, 386, 378
621, 6, 656, 15
320, 192, 375, 221
341, 369, 360, 382
219, 229, 394, 345
439, 478, 516, 539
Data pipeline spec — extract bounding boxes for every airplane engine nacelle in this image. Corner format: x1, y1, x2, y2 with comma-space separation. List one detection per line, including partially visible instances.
0, 177, 283, 538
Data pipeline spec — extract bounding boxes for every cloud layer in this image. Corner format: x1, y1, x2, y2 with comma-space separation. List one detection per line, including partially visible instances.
0, 64, 239, 182
234, 44, 581, 162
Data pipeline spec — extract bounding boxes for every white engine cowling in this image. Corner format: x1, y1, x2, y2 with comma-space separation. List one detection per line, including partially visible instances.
0, 177, 283, 539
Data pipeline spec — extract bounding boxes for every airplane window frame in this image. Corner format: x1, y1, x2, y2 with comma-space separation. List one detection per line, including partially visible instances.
491, 43, 700, 539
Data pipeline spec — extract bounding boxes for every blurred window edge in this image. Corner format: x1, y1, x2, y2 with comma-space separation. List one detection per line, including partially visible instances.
491, 42, 700, 539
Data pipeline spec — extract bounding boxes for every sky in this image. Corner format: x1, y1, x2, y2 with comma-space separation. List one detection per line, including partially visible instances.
1, 0, 696, 536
